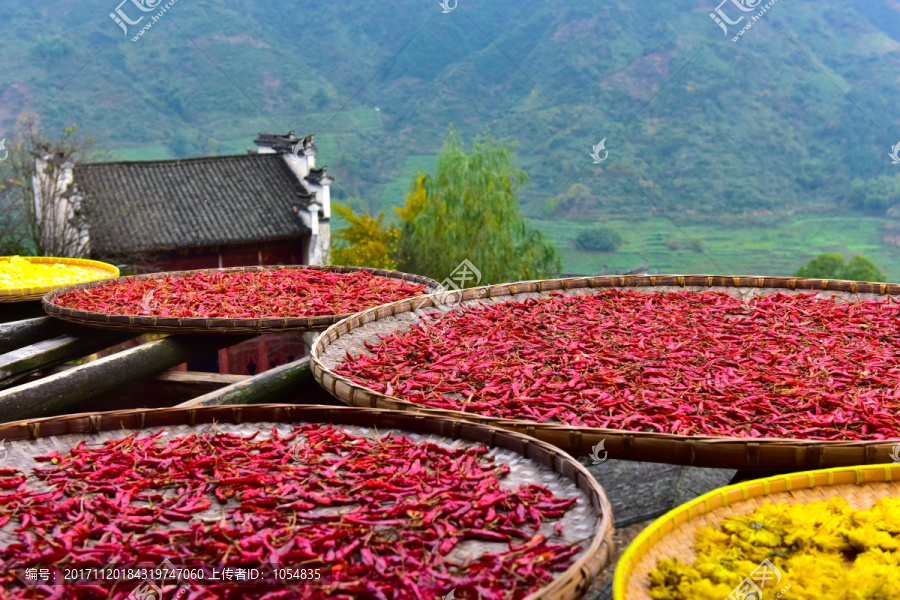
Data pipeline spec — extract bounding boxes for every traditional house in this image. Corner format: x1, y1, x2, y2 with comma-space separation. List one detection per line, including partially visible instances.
36, 131, 333, 375
62, 132, 332, 271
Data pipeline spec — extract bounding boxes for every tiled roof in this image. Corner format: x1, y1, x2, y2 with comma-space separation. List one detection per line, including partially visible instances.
253, 132, 316, 155
307, 167, 333, 185
73, 154, 312, 256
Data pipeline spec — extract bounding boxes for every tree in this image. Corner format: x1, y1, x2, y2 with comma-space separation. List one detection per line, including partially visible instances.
851, 174, 900, 213
0, 185, 28, 255
546, 183, 591, 216
575, 226, 623, 252
394, 128, 562, 284
330, 204, 400, 270
841, 255, 886, 282
3, 115, 101, 257
794, 253, 886, 282
331, 128, 562, 284
312, 88, 331, 110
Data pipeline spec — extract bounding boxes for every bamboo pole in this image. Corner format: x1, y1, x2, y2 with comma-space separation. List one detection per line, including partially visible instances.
0, 317, 60, 354
176, 357, 340, 408
0, 331, 135, 388
0, 334, 252, 422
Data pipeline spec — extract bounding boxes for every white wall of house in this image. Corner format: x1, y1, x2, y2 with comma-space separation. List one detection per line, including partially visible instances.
283, 153, 310, 180
279, 150, 330, 267
295, 200, 330, 266
305, 181, 331, 220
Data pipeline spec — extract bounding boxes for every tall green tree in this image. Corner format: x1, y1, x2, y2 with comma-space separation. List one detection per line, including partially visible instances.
794, 253, 886, 282
394, 128, 562, 284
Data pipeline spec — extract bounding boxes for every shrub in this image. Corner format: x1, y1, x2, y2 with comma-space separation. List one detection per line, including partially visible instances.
794, 253, 886, 282
575, 227, 623, 252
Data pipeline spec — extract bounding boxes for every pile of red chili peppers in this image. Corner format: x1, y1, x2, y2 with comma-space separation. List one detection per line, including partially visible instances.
0, 425, 580, 599
51, 269, 428, 319
335, 290, 900, 440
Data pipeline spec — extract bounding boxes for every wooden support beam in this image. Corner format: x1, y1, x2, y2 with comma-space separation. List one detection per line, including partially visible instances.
177, 357, 340, 407
82, 371, 249, 411
159, 371, 247, 387
0, 334, 252, 423
0, 331, 135, 388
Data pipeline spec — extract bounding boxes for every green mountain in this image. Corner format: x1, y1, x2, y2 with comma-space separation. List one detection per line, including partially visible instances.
3, 0, 900, 276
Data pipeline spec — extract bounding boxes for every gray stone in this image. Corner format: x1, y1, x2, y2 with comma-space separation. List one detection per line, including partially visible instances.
577, 459, 736, 599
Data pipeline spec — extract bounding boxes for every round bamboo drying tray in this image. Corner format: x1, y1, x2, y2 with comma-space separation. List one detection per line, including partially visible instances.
613, 463, 900, 600
0, 404, 613, 600
42, 265, 440, 333
0, 256, 118, 303
311, 274, 900, 471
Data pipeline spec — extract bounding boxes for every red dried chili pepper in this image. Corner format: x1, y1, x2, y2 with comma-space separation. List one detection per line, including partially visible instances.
51, 269, 428, 319
0, 426, 580, 599
336, 290, 900, 441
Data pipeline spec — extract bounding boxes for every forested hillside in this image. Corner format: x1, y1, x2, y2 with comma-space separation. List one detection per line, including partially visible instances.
3, 0, 900, 275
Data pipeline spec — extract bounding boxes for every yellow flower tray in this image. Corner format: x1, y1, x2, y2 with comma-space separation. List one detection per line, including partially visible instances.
614, 464, 900, 599
0, 256, 119, 303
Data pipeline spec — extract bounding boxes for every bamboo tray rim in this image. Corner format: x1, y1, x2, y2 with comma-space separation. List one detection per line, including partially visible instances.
0, 404, 613, 600
0, 256, 119, 303
310, 274, 900, 469
612, 463, 900, 600
41, 264, 441, 334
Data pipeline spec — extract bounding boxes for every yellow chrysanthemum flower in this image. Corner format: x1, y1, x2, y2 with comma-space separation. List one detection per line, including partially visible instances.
0, 256, 102, 290
650, 497, 900, 600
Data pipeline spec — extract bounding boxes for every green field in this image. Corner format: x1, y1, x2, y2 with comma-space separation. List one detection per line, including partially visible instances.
108, 144, 177, 161
538, 215, 900, 280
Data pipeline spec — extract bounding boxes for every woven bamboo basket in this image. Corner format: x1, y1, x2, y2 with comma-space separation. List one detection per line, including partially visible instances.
614, 463, 900, 599
0, 256, 119, 303
310, 274, 900, 470
0, 404, 613, 600
42, 265, 440, 333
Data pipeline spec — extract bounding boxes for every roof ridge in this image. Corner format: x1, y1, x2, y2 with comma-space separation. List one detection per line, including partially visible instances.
76, 153, 280, 168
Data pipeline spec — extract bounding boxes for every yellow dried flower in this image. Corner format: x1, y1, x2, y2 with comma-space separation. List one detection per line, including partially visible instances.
650, 497, 900, 600
0, 256, 106, 290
